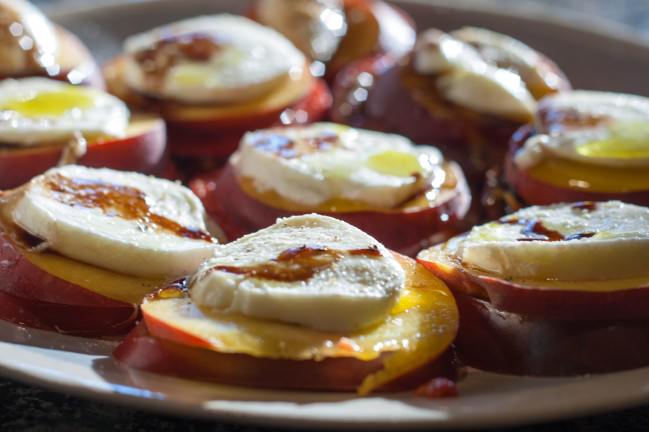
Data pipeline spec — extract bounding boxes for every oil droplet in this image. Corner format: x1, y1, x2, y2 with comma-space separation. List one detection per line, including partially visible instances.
0, 86, 96, 117
577, 121, 649, 159
366, 150, 422, 177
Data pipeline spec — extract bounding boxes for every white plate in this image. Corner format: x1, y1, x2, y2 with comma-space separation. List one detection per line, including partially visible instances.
2, 320, 649, 430
2, 0, 648, 429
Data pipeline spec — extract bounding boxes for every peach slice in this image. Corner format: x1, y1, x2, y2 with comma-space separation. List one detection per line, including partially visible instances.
115, 255, 459, 393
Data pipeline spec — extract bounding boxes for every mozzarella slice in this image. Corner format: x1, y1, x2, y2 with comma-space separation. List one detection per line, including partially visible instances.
9, 165, 217, 278
122, 15, 306, 104
451, 27, 565, 95
256, 0, 346, 62
0, 0, 59, 75
190, 214, 404, 332
232, 122, 445, 208
413, 28, 535, 121
515, 91, 649, 169
437, 66, 535, 122
414, 29, 484, 75
459, 201, 649, 281
0, 77, 129, 146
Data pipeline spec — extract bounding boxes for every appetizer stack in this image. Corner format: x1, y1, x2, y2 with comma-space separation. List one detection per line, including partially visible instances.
0, 0, 647, 396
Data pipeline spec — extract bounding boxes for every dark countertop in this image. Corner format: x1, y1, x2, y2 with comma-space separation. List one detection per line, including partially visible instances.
5, 1, 649, 431
1, 378, 649, 431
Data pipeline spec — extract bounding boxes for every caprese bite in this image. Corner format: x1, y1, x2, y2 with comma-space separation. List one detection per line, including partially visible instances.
252, 0, 415, 80
0, 165, 219, 335
190, 122, 471, 256
331, 27, 571, 181
114, 214, 459, 395
503, 91, 649, 207
417, 201, 649, 376
0, 78, 168, 189
0, 0, 103, 87
103, 14, 332, 172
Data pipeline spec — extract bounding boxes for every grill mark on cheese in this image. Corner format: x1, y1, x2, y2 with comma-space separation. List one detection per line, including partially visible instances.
253, 131, 341, 159
539, 107, 609, 133
44, 173, 214, 242
209, 244, 381, 282
499, 217, 595, 242
134, 32, 222, 87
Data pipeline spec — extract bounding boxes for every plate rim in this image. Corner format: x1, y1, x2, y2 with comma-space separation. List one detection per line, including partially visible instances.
1, 328, 648, 430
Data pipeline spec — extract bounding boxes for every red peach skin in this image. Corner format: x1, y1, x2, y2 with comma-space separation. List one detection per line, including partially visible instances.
417, 253, 649, 321
0, 229, 138, 335
114, 320, 457, 392
0, 290, 136, 336
453, 290, 649, 376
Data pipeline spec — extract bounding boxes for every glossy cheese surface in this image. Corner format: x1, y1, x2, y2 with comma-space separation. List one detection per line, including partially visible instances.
9, 166, 216, 278
233, 123, 447, 209
190, 215, 404, 332
0, 78, 129, 145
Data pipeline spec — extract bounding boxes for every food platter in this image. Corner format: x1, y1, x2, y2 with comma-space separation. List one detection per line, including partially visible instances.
2, 318, 649, 430
0, 0, 648, 429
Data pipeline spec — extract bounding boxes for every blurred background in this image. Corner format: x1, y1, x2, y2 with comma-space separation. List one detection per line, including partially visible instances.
37, 0, 649, 38
34, 0, 649, 39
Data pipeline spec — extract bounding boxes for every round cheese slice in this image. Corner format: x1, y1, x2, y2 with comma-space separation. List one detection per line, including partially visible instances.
0, 77, 129, 145
232, 122, 446, 208
413, 28, 535, 121
122, 14, 306, 104
190, 214, 404, 332
516, 91, 649, 170
459, 201, 649, 281
9, 165, 217, 278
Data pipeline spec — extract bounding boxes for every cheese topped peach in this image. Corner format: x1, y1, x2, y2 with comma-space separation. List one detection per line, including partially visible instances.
460, 201, 649, 281
232, 122, 446, 208
122, 15, 306, 104
515, 91, 649, 170
8, 165, 217, 278
413, 28, 536, 122
190, 214, 404, 332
